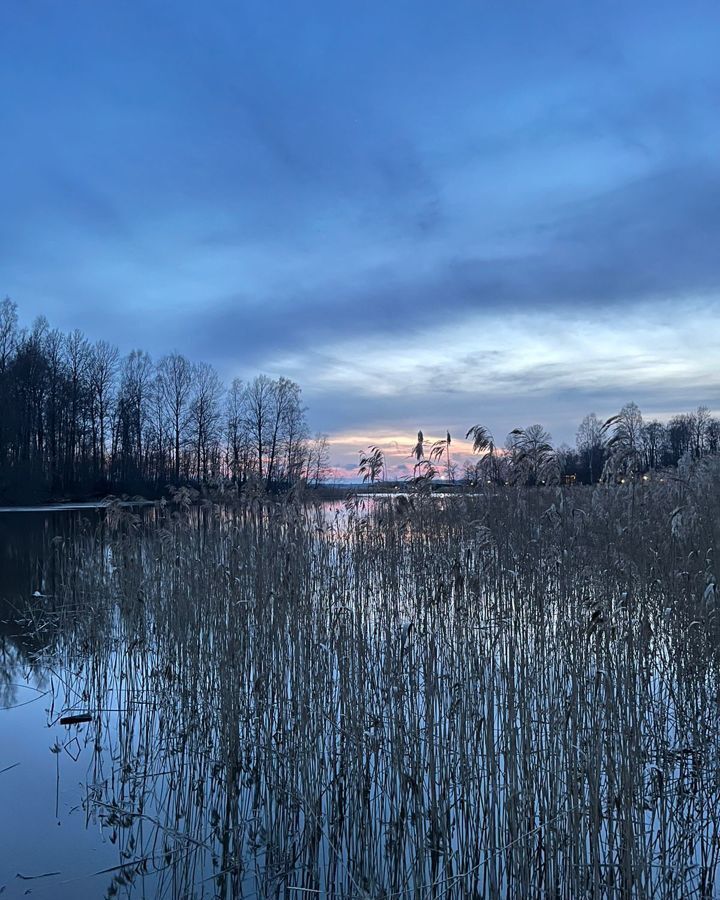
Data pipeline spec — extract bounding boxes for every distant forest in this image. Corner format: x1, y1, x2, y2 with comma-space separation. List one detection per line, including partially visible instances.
0, 299, 330, 504
364, 408, 720, 489
561, 404, 720, 485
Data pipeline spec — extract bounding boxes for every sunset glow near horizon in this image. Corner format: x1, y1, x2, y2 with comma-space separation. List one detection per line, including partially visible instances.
2, 2, 720, 478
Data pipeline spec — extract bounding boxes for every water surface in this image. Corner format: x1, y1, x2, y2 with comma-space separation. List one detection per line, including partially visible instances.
1, 493, 719, 898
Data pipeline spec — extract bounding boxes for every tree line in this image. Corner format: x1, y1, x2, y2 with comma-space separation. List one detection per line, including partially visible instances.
567, 403, 720, 484
360, 402, 720, 487
0, 299, 330, 503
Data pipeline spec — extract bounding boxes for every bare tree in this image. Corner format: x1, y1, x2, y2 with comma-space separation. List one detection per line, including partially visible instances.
0, 297, 18, 374
158, 353, 193, 483
114, 350, 153, 484
306, 433, 330, 486
0, 300, 318, 502
243, 374, 274, 483
264, 377, 302, 490
63, 328, 92, 484
642, 420, 665, 471
707, 417, 720, 455
89, 340, 119, 479
282, 389, 309, 485
225, 377, 248, 487
692, 406, 712, 458
188, 362, 224, 481
576, 413, 604, 484
43, 327, 65, 488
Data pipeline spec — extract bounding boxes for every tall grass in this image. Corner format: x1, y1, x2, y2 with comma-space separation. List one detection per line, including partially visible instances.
32, 460, 720, 898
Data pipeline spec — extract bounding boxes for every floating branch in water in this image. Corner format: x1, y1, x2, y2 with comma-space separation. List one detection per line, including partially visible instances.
59, 713, 92, 726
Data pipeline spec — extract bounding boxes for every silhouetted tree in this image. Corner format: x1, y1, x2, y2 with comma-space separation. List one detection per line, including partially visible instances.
89, 340, 119, 481
189, 362, 223, 481
158, 352, 193, 484
306, 433, 330, 486
576, 413, 605, 484
642, 420, 665, 471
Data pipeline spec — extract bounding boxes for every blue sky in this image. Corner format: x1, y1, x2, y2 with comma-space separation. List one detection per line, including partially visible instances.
2, 1, 719, 471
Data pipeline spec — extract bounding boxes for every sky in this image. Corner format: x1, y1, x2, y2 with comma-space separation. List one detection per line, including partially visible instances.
2, 1, 719, 477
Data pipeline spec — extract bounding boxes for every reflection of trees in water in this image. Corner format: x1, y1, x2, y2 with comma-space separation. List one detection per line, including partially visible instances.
30, 485, 720, 897
0, 509, 113, 706
1, 511, 65, 705
0, 509, 99, 611
0, 641, 27, 708
0, 513, 50, 608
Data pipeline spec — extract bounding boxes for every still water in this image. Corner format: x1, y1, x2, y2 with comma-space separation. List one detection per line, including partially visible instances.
0, 508, 120, 898
0, 503, 370, 900
1, 497, 719, 899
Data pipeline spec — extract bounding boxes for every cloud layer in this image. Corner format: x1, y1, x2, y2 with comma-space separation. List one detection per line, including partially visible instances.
2, 1, 719, 470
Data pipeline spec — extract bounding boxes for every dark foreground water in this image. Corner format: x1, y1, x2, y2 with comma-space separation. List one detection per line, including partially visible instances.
0, 508, 119, 898
1, 492, 720, 899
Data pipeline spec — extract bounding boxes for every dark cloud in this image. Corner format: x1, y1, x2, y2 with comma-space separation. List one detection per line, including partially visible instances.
180, 161, 720, 367
2, 1, 719, 451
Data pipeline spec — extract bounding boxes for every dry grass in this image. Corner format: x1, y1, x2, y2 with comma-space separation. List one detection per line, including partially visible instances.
31, 458, 720, 898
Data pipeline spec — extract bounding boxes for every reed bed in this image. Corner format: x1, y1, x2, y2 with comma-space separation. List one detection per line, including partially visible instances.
31, 460, 720, 898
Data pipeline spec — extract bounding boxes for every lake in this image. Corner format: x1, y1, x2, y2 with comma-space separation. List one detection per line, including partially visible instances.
1, 488, 719, 898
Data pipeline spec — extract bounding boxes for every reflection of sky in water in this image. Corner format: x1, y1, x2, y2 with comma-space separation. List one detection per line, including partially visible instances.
0, 510, 115, 898
1, 684, 118, 899
1, 501, 719, 897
